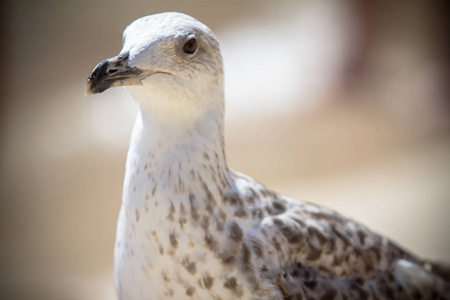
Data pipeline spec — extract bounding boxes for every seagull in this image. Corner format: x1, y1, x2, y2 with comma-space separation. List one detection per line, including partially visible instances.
85, 12, 449, 300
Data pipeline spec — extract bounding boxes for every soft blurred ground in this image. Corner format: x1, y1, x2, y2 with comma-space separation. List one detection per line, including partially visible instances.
1, 0, 449, 299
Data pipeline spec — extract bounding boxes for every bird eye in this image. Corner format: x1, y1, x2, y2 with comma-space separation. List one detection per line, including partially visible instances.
183, 38, 197, 54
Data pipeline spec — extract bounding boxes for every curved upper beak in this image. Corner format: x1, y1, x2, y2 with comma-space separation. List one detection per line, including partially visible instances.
84, 52, 145, 97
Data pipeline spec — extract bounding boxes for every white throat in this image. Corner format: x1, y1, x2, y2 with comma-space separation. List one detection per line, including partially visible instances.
115, 87, 232, 299
122, 82, 229, 209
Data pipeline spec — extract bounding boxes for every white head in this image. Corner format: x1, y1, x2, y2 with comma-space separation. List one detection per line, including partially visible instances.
86, 12, 224, 122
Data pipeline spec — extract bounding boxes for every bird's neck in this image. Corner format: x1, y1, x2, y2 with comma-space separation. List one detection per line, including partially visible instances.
122, 101, 230, 209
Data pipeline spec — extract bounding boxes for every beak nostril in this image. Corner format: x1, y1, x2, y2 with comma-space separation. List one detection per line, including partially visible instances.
108, 69, 119, 74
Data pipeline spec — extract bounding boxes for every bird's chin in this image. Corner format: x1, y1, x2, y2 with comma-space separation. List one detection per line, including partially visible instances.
131, 72, 177, 90
110, 76, 147, 88
143, 71, 174, 81
116, 71, 174, 88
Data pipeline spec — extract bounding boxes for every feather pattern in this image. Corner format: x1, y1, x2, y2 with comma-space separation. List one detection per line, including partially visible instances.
85, 12, 450, 300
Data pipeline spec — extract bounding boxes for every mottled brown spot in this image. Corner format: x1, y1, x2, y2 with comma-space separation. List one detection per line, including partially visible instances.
265, 206, 274, 215
272, 217, 284, 227
224, 193, 242, 206
177, 175, 185, 194
189, 194, 199, 222
308, 226, 328, 245
159, 244, 164, 255
179, 203, 188, 228
333, 254, 345, 266
291, 216, 306, 227
205, 232, 219, 253
240, 242, 252, 273
219, 252, 236, 266
323, 237, 336, 254
228, 221, 243, 242
167, 201, 175, 221
200, 215, 210, 230
332, 225, 351, 247
357, 230, 366, 246
234, 207, 247, 218
224, 277, 239, 292
247, 189, 258, 204
288, 232, 304, 244
182, 257, 197, 275
370, 246, 381, 261
202, 273, 214, 289
345, 228, 354, 237
202, 182, 216, 213
135, 209, 140, 222
318, 265, 332, 276
260, 189, 270, 197
279, 223, 304, 245
169, 232, 178, 249
164, 288, 174, 297
246, 273, 260, 291
252, 208, 264, 220
203, 152, 210, 161
217, 186, 224, 199
272, 237, 282, 251
215, 209, 227, 232
250, 237, 265, 258
186, 286, 195, 296
272, 201, 286, 213
162, 271, 170, 282
312, 212, 334, 222
306, 246, 322, 261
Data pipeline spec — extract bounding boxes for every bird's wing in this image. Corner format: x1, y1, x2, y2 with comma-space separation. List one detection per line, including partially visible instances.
277, 259, 450, 299
259, 195, 419, 278
256, 200, 450, 298
230, 172, 450, 298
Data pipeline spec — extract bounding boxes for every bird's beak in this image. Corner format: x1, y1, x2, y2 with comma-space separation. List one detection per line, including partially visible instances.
85, 52, 145, 97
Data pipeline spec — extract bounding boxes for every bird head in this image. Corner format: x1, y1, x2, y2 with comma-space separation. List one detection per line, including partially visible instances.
85, 12, 224, 118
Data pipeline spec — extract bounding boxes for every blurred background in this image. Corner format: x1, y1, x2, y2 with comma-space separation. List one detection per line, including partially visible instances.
1, 0, 449, 299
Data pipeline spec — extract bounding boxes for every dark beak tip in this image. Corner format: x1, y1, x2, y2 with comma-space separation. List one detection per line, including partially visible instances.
84, 61, 107, 97
84, 54, 140, 97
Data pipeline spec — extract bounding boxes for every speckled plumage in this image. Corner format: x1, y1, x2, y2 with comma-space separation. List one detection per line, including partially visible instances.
86, 12, 450, 300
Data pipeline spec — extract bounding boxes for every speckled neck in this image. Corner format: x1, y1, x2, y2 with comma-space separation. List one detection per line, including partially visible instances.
122, 103, 230, 210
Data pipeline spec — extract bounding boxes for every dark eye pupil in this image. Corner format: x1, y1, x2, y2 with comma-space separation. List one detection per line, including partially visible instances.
183, 38, 197, 54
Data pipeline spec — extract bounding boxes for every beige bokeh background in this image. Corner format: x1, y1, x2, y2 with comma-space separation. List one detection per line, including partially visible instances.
1, 0, 449, 299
